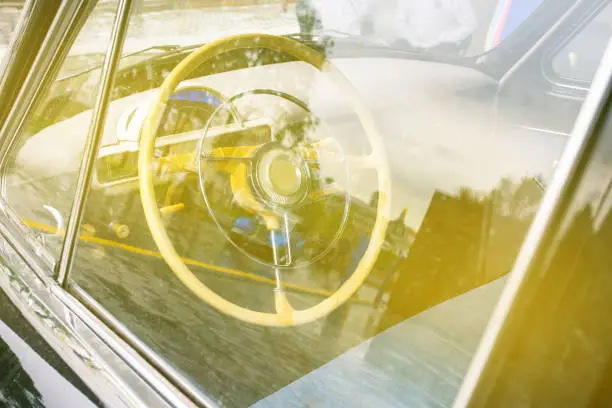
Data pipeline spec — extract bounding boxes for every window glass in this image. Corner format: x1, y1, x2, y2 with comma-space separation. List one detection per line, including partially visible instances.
0, 2, 25, 56
2, 1, 118, 257
552, 3, 612, 83
24, 0, 604, 407
461, 94, 612, 407
288, 0, 545, 57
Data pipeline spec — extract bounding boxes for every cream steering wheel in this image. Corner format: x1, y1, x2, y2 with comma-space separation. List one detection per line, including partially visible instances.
139, 34, 391, 327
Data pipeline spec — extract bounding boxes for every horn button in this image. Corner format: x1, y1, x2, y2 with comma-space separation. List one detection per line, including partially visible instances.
254, 146, 308, 207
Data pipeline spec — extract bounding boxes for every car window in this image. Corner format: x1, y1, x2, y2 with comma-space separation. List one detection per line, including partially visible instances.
8, 0, 608, 407
1, 1, 119, 258
552, 3, 612, 83
0, 2, 25, 57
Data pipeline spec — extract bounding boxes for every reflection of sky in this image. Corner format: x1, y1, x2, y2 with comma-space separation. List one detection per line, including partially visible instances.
70, 4, 298, 56
254, 277, 507, 408
49, 2, 494, 56
0, 321, 96, 408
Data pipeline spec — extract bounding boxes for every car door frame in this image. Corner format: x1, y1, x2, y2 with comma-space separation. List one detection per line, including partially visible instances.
0, 1, 211, 407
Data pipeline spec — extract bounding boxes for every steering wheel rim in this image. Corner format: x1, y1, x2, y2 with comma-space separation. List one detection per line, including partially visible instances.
138, 33, 391, 327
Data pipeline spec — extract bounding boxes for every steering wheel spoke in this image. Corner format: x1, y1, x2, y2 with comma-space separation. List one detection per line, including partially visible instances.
274, 288, 295, 322
270, 214, 293, 267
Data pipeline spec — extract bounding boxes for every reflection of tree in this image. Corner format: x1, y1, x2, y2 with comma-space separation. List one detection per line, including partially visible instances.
0, 338, 44, 408
481, 203, 612, 405
453, 176, 545, 220
484, 176, 544, 220
458, 186, 479, 203
377, 175, 545, 331
479, 176, 545, 282
369, 191, 379, 208
387, 207, 414, 248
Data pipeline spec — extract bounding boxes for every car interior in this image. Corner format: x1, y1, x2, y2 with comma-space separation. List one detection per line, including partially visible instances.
0, 1, 610, 407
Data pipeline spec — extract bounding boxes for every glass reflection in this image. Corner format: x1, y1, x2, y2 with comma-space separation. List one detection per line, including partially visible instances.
1, 0, 609, 407
72, 38, 547, 403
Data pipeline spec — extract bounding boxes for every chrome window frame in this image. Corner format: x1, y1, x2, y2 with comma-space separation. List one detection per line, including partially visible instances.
0, 0, 63, 128
454, 39, 612, 408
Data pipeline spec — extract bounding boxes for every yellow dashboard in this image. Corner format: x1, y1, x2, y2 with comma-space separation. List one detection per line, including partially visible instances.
94, 120, 273, 188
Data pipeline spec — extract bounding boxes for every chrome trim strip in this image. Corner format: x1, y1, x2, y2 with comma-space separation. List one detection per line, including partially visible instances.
0, 268, 141, 407
0, 264, 154, 407
0, 235, 155, 407
517, 125, 571, 138
56, 0, 132, 285
70, 284, 219, 408
454, 39, 612, 407
0, 0, 97, 172
0, 200, 197, 407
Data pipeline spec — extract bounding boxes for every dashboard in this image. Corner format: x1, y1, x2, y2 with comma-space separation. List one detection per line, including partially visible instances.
94, 86, 273, 188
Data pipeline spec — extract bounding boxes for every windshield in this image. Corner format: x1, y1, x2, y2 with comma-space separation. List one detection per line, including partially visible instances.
295, 0, 544, 56
133, 1, 543, 58
32, 0, 552, 136
72, 0, 545, 65
3, 1, 611, 407
0, 3, 24, 60
50, 0, 553, 93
